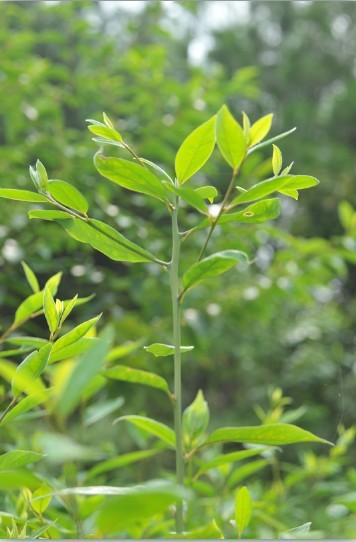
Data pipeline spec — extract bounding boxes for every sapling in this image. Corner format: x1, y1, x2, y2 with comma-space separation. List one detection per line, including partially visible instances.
0, 105, 332, 536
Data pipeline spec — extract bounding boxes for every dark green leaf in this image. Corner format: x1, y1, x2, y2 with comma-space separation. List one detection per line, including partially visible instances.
114, 415, 176, 448
104, 365, 172, 397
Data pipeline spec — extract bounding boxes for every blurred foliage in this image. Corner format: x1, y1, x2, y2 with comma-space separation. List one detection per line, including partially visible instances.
0, 0, 356, 538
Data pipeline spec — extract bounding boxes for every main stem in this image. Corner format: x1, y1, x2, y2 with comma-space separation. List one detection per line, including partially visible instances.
170, 195, 184, 534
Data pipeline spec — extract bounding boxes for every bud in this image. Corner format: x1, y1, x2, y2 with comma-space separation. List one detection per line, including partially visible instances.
183, 389, 209, 446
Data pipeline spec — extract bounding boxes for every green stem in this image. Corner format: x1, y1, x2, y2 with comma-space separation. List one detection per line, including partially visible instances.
170, 194, 184, 534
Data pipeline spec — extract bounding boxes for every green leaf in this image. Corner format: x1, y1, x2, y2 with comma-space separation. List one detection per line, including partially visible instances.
5, 337, 47, 348
95, 481, 192, 534
144, 343, 194, 357
14, 272, 62, 324
249, 114, 273, 147
31, 483, 53, 516
169, 520, 224, 539
54, 333, 111, 419
195, 448, 271, 478
29, 209, 72, 221
87, 449, 162, 479
175, 115, 216, 184
204, 424, 333, 446
0, 468, 43, 490
195, 185, 218, 203
247, 127, 296, 155
339, 200, 354, 230
197, 199, 281, 229
231, 175, 319, 205
0, 389, 52, 427
279, 189, 299, 200
95, 155, 166, 201
242, 111, 251, 142
49, 337, 98, 364
114, 415, 176, 448
51, 315, 101, 355
21, 262, 39, 293
227, 459, 268, 488
48, 180, 88, 214
60, 294, 78, 324
12, 343, 52, 396
0, 189, 48, 203
88, 125, 123, 143
235, 486, 252, 538
57, 217, 157, 263
84, 396, 125, 427
183, 250, 248, 293
104, 365, 172, 397
272, 144, 282, 176
0, 451, 44, 471
43, 286, 58, 334
163, 182, 207, 213
216, 105, 246, 170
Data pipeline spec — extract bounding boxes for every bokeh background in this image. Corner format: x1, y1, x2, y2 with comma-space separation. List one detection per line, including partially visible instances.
1, 1, 356, 537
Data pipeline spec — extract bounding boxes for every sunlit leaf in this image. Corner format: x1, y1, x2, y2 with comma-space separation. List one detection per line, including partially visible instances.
163, 182, 207, 213
31, 483, 52, 515
183, 250, 248, 293
21, 262, 39, 293
231, 175, 319, 205
95, 155, 166, 201
175, 115, 216, 184
0, 189, 48, 203
0, 388, 52, 427
249, 114, 273, 147
272, 144, 282, 176
12, 343, 52, 396
0, 451, 44, 471
43, 285, 58, 334
195, 185, 218, 203
29, 209, 72, 221
48, 180, 88, 214
216, 105, 246, 170
235, 486, 252, 538
51, 315, 101, 355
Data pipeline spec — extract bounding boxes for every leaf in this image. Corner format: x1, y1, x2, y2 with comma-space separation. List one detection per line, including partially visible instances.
0, 468, 43, 490
29, 209, 72, 221
227, 459, 268, 488
0, 388, 52, 427
14, 272, 62, 324
204, 424, 333, 446
88, 125, 122, 142
31, 483, 52, 515
57, 217, 157, 263
242, 111, 251, 142
216, 105, 246, 170
249, 113, 273, 146
0, 189, 48, 203
49, 337, 96, 364
48, 180, 88, 214
338, 201, 354, 230
104, 366, 172, 397
183, 390, 209, 444
0, 451, 44, 471
169, 520, 224, 539
231, 175, 319, 205
175, 115, 216, 184
114, 415, 176, 448
95, 481, 192, 534
51, 315, 101, 355
183, 250, 248, 292
163, 182, 207, 213
197, 199, 281, 229
87, 449, 162, 479
195, 448, 271, 478
12, 343, 52, 396
272, 144, 282, 176
95, 155, 166, 201
279, 189, 299, 200
60, 294, 78, 324
235, 486, 252, 538
55, 333, 111, 419
5, 337, 47, 348
247, 127, 296, 155
195, 185, 218, 203
144, 343, 194, 357
84, 396, 125, 427
21, 262, 39, 293
43, 286, 58, 334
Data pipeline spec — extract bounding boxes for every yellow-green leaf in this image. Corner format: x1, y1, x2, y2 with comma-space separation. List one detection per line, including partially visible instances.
235, 486, 252, 538
21, 262, 39, 293
272, 144, 282, 176
48, 180, 88, 214
104, 365, 172, 397
43, 285, 58, 334
31, 483, 52, 515
216, 105, 246, 170
0, 189, 48, 203
175, 115, 216, 184
114, 415, 176, 448
144, 343, 194, 357
249, 114, 273, 147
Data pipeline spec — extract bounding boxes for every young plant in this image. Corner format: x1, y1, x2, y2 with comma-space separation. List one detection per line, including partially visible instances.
0, 106, 331, 536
